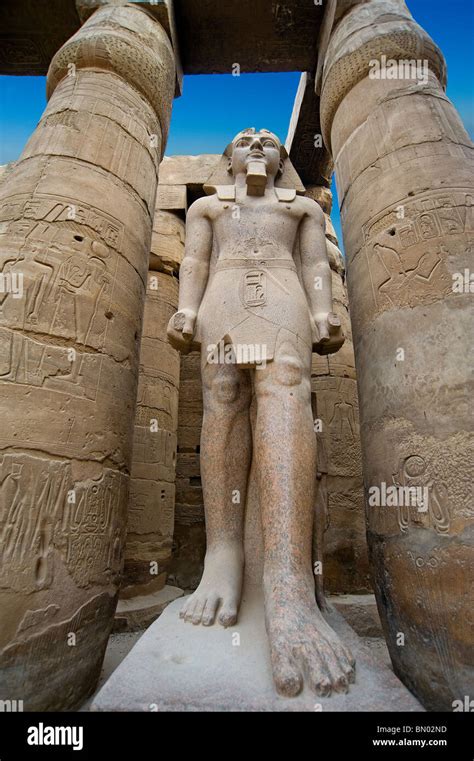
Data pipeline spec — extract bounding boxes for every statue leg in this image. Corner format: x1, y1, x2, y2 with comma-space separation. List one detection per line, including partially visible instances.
180, 359, 252, 627
253, 339, 355, 697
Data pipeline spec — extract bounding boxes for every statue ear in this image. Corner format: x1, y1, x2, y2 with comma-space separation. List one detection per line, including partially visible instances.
227, 158, 233, 173
277, 159, 285, 178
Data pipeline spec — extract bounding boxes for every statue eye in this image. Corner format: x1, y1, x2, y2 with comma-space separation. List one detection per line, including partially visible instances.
263, 140, 277, 148
237, 140, 249, 148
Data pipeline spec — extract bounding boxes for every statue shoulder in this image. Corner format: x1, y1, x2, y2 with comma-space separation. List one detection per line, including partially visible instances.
187, 194, 215, 219
297, 195, 326, 224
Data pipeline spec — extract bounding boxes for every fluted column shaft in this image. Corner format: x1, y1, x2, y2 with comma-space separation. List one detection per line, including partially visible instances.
320, 0, 473, 710
0, 4, 176, 709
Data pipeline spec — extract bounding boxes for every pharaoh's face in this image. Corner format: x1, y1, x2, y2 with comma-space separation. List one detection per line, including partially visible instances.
230, 131, 282, 179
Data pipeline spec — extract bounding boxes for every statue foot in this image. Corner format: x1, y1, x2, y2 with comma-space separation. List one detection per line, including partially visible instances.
180, 542, 244, 627
264, 574, 355, 698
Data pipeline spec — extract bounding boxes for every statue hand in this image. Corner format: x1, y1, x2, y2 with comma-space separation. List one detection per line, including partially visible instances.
312, 311, 345, 355
167, 309, 196, 354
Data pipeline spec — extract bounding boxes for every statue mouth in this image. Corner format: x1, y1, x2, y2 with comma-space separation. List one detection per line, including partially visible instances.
247, 151, 265, 160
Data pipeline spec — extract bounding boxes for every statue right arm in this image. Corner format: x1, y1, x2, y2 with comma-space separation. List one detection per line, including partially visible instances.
177, 198, 212, 317
167, 198, 212, 352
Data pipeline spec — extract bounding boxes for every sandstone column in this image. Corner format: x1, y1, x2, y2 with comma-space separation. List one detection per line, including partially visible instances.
307, 186, 369, 595
0, 4, 176, 709
320, 0, 473, 710
170, 350, 206, 590
117, 208, 185, 630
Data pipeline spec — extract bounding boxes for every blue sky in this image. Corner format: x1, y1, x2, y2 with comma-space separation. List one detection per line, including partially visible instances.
1, 0, 473, 245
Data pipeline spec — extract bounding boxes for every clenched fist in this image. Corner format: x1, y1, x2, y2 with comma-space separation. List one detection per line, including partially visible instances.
167, 308, 197, 354
311, 311, 345, 355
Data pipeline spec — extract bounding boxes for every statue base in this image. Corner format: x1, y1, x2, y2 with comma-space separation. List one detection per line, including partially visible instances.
91, 585, 423, 712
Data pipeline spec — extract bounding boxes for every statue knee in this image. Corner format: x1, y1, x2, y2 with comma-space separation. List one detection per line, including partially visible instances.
211, 373, 242, 404
274, 354, 304, 387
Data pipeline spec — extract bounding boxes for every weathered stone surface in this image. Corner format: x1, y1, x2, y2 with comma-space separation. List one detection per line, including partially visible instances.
150, 210, 185, 273
321, 0, 474, 711
174, 0, 323, 75
0, 164, 13, 184
320, 0, 446, 153
331, 594, 384, 639
170, 353, 205, 589
91, 589, 423, 712
0, 4, 176, 710
0, 0, 325, 77
46, 5, 176, 151
309, 188, 369, 595
122, 268, 180, 597
158, 155, 220, 187
155, 184, 187, 213
305, 184, 333, 215
286, 72, 333, 188
0, 0, 80, 76
76, 0, 183, 97
120, 198, 184, 624
114, 585, 184, 632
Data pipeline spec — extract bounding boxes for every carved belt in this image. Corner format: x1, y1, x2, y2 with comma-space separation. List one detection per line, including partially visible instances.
215, 258, 297, 272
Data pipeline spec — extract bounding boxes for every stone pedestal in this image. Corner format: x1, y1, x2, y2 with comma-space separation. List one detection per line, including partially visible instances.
0, 4, 176, 710
320, 0, 474, 710
91, 588, 422, 712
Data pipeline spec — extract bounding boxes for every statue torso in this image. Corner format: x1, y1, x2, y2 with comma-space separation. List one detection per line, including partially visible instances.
206, 189, 304, 262
194, 189, 314, 359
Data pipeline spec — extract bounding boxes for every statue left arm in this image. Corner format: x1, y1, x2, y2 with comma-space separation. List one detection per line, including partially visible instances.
299, 199, 344, 354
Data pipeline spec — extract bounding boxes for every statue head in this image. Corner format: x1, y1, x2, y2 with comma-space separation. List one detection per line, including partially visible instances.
227, 128, 287, 181
203, 128, 305, 197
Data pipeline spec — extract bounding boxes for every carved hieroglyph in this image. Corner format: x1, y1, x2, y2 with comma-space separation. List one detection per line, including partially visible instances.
122, 207, 184, 601
320, 0, 474, 711
308, 186, 369, 594
0, 5, 175, 710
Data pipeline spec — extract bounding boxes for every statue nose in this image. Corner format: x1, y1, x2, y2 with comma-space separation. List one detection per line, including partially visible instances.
250, 139, 263, 150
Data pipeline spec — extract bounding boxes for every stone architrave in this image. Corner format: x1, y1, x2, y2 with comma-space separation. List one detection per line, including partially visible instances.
156, 185, 187, 213
0, 4, 176, 710
320, 0, 474, 711
167, 129, 355, 699
308, 186, 369, 594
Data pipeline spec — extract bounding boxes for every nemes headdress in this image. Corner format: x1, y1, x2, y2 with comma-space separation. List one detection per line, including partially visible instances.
203, 127, 305, 197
